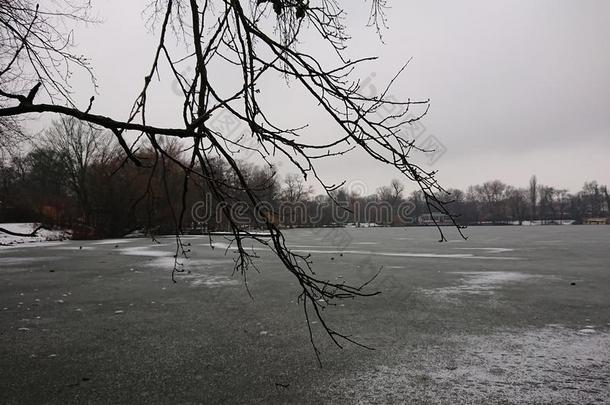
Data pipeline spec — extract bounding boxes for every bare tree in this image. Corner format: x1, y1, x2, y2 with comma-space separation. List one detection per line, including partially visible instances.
602, 185, 610, 215
529, 175, 538, 222
0, 1, 95, 102
505, 186, 528, 225
475, 180, 507, 223
554, 189, 569, 223
538, 185, 556, 224
0, 115, 27, 160
376, 185, 392, 202
41, 117, 117, 224
374, 179, 404, 224
0, 1, 96, 158
281, 173, 312, 203
0, 0, 464, 360
390, 179, 405, 205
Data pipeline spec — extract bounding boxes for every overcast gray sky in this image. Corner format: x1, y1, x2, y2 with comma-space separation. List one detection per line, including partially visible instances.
62, 0, 610, 194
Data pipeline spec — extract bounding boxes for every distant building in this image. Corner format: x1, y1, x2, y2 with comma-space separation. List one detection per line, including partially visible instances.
584, 217, 608, 225
418, 212, 452, 226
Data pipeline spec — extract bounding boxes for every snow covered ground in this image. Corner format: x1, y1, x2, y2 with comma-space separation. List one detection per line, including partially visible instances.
0, 223, 69, 246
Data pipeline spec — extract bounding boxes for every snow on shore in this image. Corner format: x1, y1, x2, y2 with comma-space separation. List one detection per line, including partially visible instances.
0, 223, 69, 246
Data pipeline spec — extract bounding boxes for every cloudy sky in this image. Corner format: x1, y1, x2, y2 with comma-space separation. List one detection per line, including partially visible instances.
60, 0, 610, 194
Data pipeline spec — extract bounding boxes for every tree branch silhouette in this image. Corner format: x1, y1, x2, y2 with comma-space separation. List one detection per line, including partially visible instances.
0, 0, 465, 364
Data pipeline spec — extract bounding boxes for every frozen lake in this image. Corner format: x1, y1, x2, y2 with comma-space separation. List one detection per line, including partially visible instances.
1, 226, 609, 403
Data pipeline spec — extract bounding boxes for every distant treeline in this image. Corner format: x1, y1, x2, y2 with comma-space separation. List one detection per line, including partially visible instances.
1, 118, 608, 238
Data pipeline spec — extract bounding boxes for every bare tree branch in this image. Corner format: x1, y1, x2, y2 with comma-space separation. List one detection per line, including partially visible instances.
0, 0, 466, 362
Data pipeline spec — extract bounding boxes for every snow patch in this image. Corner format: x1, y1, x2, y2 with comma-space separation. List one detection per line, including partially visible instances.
51, 246, 95, 251
0, 223, 68, 246
143, 257, 233, 269
189, 275, 240, 287
293, 248, 520, 261
455, 247, 515, 254
199, 241, 234, 250
419, 271, 534, 299
143, 256, 236, 287
0, 256, 60, 266
118, 246, 172, 257
92, 239, 133, 245
1, 241, 65, 250
330, 326, 610, 404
